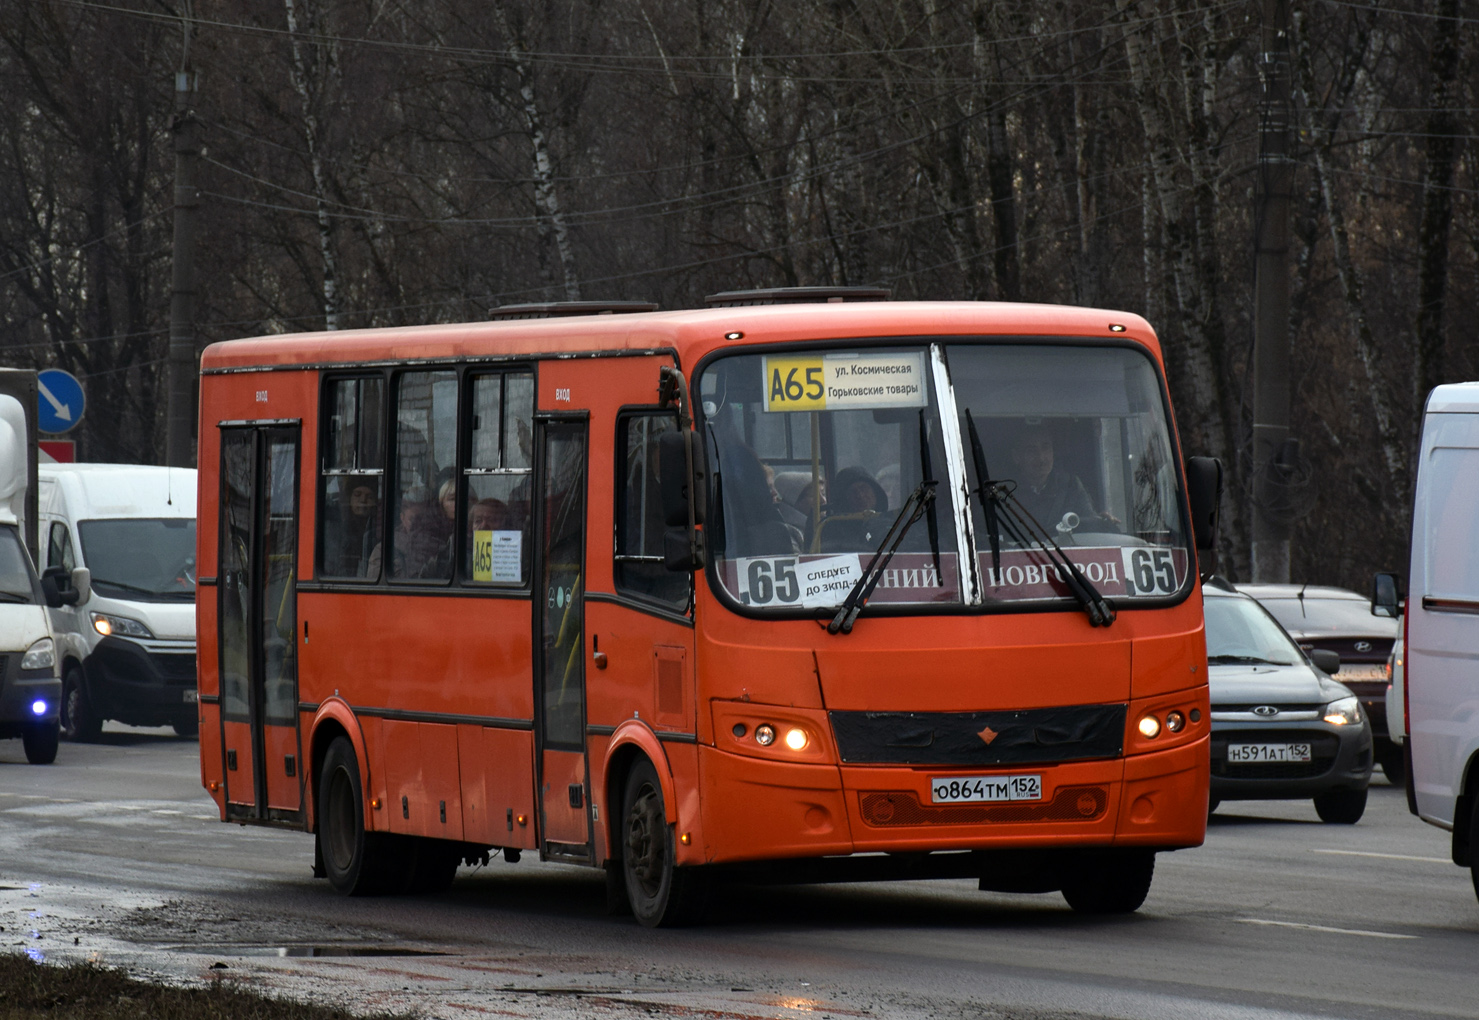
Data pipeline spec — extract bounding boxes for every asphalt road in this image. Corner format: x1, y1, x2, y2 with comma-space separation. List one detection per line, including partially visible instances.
2, 727, 1476, 1020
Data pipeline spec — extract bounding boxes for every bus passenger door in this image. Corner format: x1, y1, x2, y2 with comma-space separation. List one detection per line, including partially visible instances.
218, 425, 305, 824
534, 418, 592, 859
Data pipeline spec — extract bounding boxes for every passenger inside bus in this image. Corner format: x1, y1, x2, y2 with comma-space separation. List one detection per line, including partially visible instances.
1007, 424, 1116, 534
323, 476, 380, 577
716, 442, 800, 557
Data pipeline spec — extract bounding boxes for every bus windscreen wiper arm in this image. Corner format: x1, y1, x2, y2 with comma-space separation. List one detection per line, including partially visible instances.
963, 409, 1116, 629
828, 479, 937, 635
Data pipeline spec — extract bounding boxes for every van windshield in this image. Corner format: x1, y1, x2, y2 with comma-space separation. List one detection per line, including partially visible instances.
79, 519, 197, 601
0, 526, 39, 603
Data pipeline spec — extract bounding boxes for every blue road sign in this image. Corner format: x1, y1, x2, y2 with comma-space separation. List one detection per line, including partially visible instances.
37, 369, 85, 434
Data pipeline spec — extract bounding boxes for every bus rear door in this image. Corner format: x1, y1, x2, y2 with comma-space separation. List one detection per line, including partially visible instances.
217, 424, 305, 824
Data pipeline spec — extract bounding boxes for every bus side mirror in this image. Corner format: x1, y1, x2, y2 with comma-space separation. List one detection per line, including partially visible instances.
1371, 572, 1402, 618
1185, 456, 1223, 551
1309, 648, 1341, 675
658, 428, 707, 572
40, 565, 79, 608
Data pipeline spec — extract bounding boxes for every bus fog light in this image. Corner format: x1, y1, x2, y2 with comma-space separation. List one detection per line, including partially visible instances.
30, 700, 46, 716
1165, 710, 1185, 733
1138, 714, 1162, 738
784, 728, 807, 751
755, 724, 776, 746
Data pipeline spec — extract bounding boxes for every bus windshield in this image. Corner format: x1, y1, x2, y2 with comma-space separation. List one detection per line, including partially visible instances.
699, 341, 1190, 615
79, 518, 197, 601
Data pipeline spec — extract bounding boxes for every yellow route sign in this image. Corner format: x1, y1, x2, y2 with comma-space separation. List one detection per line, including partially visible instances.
763, 352, 927, 413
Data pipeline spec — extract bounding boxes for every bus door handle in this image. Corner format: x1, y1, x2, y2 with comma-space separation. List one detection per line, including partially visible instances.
593, 650, 608, 670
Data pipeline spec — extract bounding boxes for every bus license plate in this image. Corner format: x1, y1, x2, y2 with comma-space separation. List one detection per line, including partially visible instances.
1227, 742, 1310, 763
930, 774, 1041, 804
183, 689, 198, 704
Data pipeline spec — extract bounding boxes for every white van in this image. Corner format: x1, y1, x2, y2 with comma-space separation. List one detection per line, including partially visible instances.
1378, 381, 1479, 901
37, 464, 198, 740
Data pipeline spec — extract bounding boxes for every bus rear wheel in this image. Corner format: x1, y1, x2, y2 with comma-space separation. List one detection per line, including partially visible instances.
621, 758, 708, 927
318, 736, 399, 896
1060, 849, 1155, 914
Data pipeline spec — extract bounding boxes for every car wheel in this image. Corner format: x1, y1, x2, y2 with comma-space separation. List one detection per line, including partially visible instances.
621, 757, 709, 927
1208, 798, 1220, 817
1313, 787, 1367, 824
1469, 794, 1479, 907
1060, 849, 1156, 914
61, 666, 102, 742
317, 736, 400, 895
172, 716, 199, 738
22, 721, 59, 765
1376, 743, 1405, 785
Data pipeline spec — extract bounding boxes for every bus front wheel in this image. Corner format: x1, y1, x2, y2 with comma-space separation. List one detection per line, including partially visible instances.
621, 758, 708, 927
1060, 849, 1155, 914
318, 736, 398, 896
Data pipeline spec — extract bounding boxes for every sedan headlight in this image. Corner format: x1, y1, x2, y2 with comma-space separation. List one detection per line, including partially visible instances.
20, 638, 54, 671
91, 612, 154, 639
1323, 696, 1362, 726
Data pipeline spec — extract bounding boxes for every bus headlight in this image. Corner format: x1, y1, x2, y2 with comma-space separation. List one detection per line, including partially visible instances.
91, 612, 154, 639
20, 638, 54, 671
1323, 697, 1362, 726
754, 724, 776, 746
1137, 714, 1162, 738
784, 727, 808, 751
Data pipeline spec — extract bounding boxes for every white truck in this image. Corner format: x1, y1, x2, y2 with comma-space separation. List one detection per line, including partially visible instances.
0, 371, 86, 763
38, 464, 198, 740
1376, 381, 1479, 902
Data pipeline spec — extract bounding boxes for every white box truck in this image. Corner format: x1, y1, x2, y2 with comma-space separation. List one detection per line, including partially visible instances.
0, 370, 86, 763
38, 464, 198, 740
1377, 381, 1479, 902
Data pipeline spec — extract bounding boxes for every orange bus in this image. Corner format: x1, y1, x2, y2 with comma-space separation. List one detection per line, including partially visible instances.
195, 291, 1220, 925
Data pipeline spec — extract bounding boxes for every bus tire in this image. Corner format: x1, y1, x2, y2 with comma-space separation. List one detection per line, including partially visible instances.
1060, 849, 1155, 914
62, 666, 102, 743
23, 721, 59, 765
621, 758, 708, 927
1313, 787, 1367, 824
318, 736, 397, 896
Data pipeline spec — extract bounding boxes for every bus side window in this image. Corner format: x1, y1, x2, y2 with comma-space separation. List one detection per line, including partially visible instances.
319, 375, 384, 580
464, 371, 533, 585
615, 412, 689, 608
387, 370, 458, 582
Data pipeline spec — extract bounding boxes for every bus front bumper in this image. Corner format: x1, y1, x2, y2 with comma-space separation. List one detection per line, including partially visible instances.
696, 735, 1207, 866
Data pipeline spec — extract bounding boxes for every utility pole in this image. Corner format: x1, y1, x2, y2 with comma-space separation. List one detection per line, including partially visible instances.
1251, 0, 1294, 582
166, 17, 199, 468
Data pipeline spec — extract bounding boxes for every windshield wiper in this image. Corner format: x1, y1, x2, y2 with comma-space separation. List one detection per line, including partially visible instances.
963, 409, 1115, 628
1208, 654, 1294, 666
828, 479, 937, 635
91, 577, 158, 597
0, 590, 30, 603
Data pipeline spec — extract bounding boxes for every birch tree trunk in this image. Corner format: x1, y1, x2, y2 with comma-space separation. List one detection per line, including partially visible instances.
282, 0, 341, 330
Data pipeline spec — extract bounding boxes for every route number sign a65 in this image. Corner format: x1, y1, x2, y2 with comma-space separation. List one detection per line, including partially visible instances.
763, 351, 927, 413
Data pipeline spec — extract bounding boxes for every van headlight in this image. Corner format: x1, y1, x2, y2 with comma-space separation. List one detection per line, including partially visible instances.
1322, 696, 1362, 726
21, 638, 55, 671
91, 612, 154, 639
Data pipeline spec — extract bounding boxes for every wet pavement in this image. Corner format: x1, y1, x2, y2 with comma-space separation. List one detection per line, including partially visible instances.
3, 726, 1478, 1019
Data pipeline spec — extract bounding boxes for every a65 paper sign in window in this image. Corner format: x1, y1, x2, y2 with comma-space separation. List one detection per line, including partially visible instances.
763, 351, 928, 413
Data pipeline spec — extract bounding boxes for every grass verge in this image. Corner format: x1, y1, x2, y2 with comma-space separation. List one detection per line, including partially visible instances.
0, 953, 407, 1020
